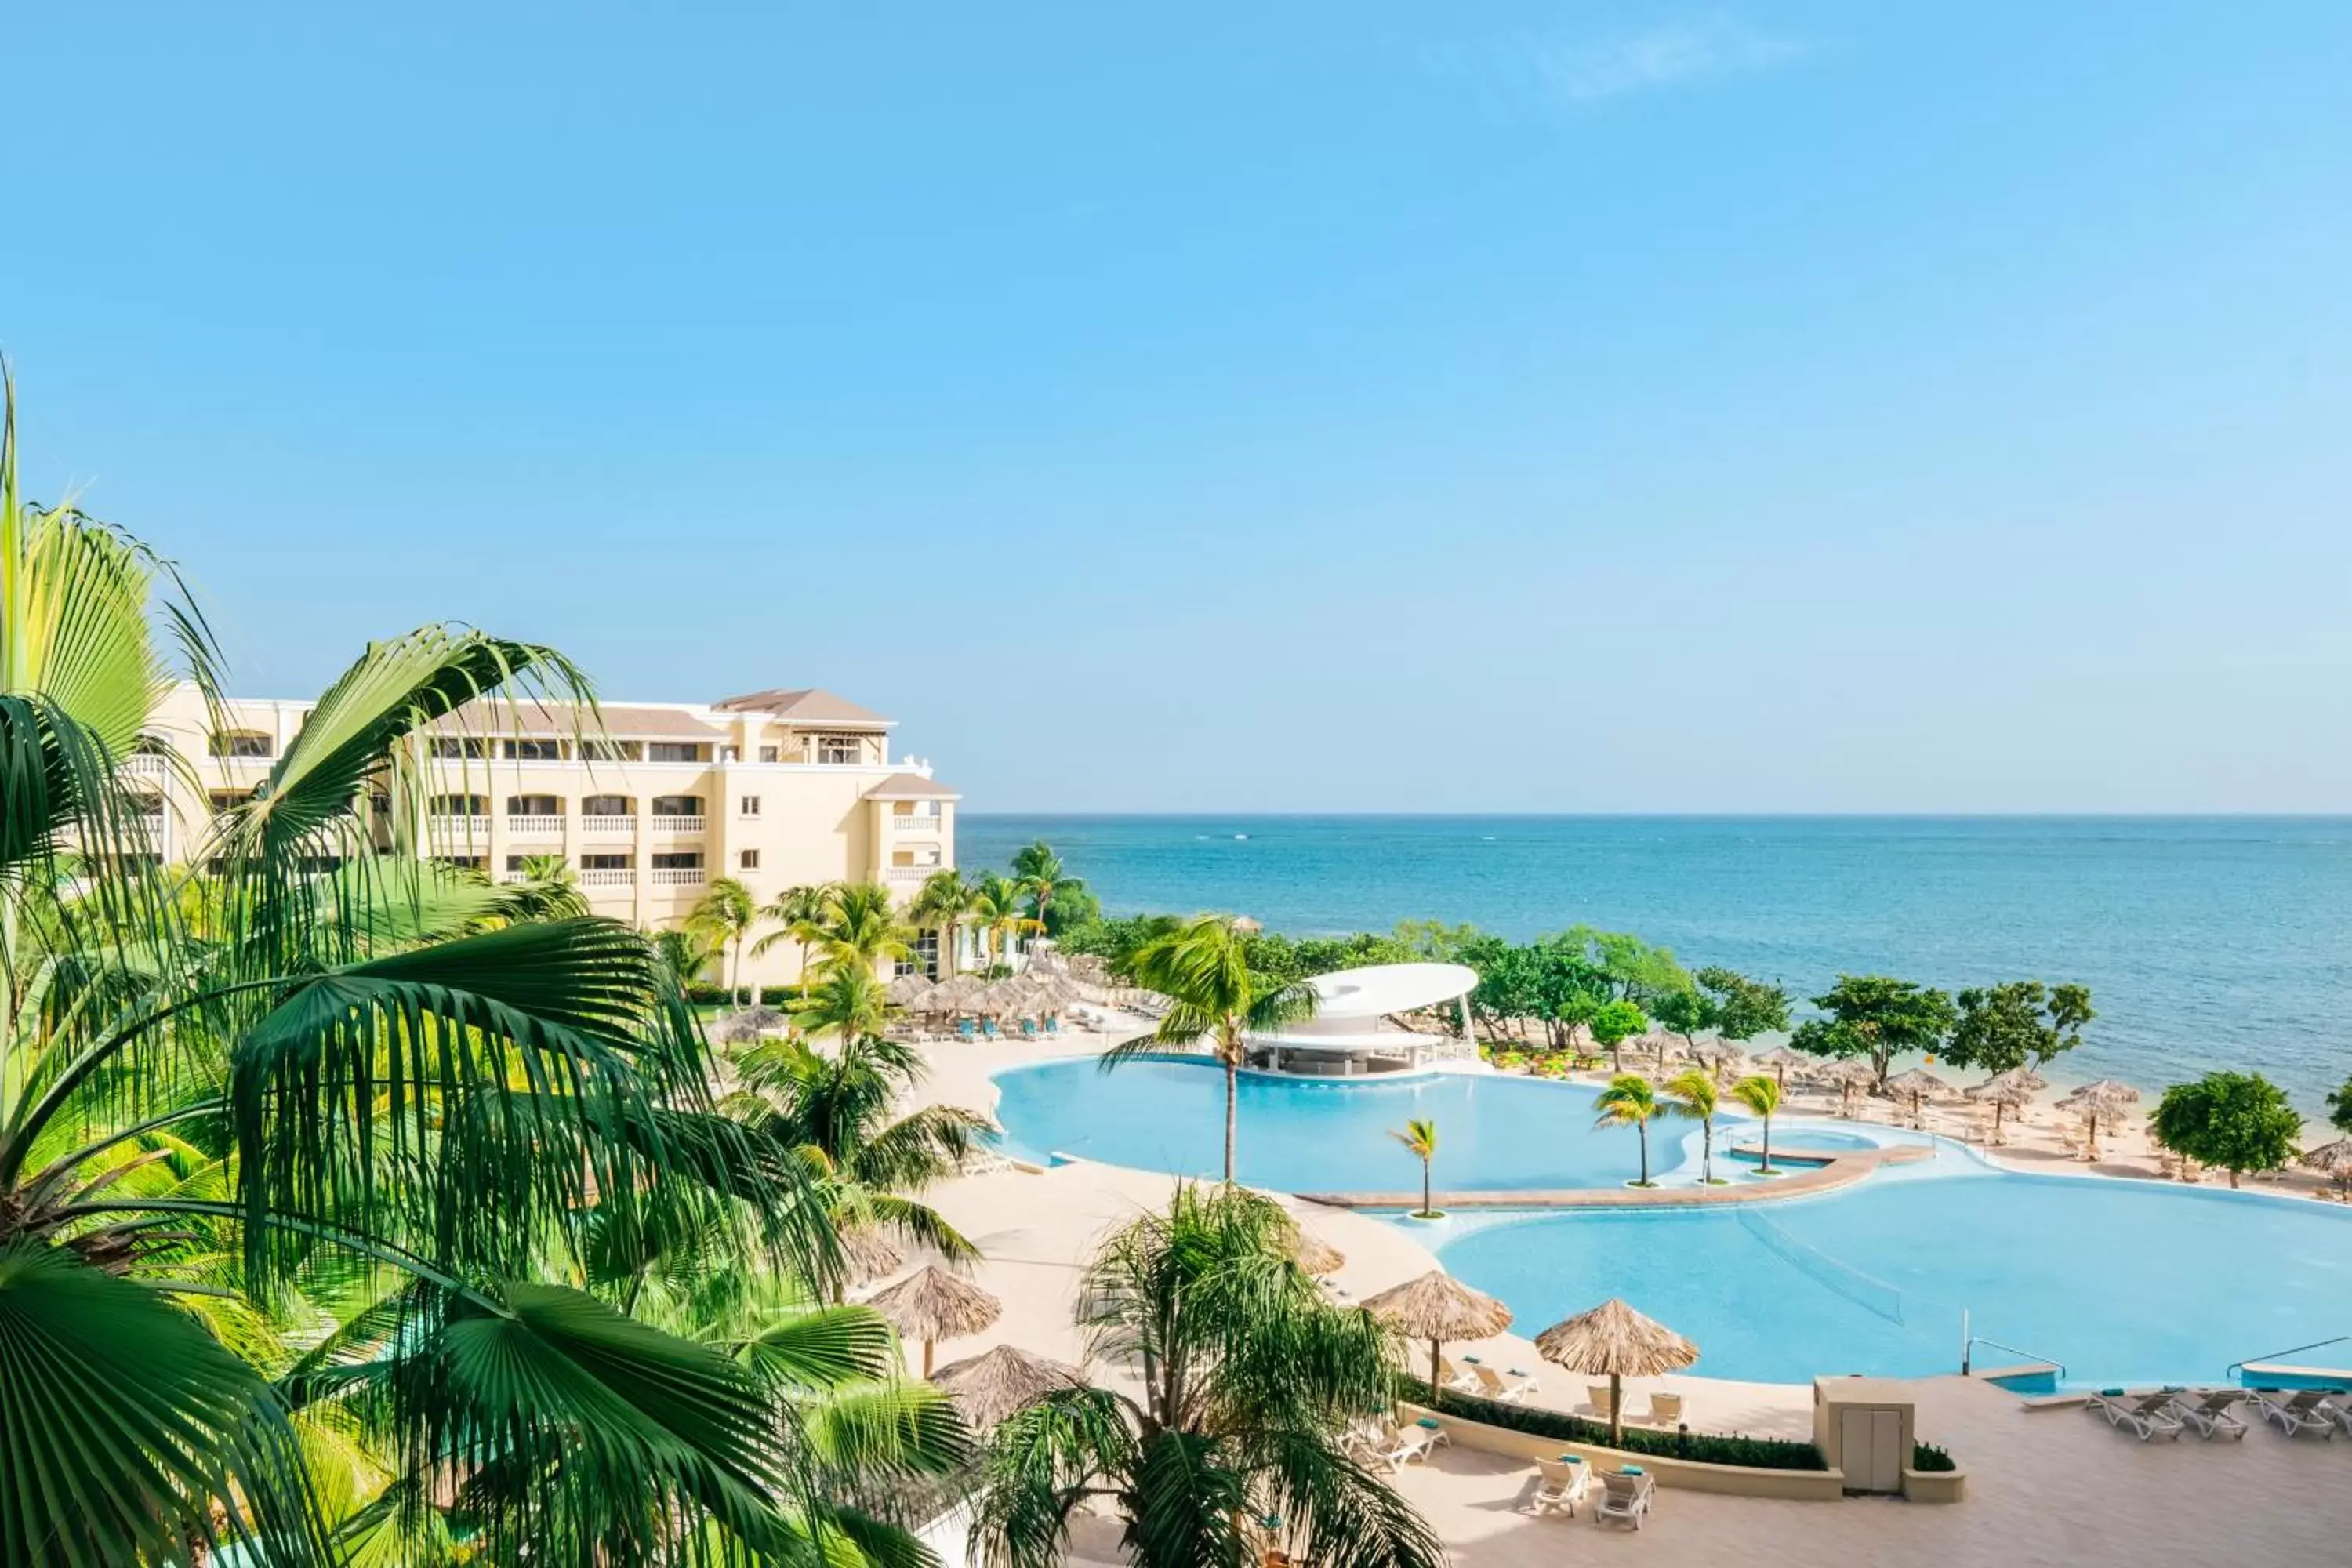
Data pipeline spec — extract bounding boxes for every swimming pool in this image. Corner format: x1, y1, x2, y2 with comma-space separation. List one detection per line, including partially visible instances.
989, 1056, 2352, 1387
989, 1057, 1729, 1192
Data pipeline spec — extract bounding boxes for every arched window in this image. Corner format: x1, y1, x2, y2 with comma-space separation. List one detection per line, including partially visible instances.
430, 793, 489, 818
581, 794, 633, 817
507, 794, 564, 817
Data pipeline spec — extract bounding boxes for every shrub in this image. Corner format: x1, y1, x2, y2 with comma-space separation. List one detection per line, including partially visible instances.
1403, 1380, 1828, 1472
1911, 1441, 1955, 1472
686, 984, 799, 1007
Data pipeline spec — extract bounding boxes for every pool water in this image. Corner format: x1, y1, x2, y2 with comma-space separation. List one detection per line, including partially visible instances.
989, 1058, 1690, 1192
1437, 1175, 2352, 1388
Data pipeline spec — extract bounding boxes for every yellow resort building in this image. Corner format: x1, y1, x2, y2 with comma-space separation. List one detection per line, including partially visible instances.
139, 681, 959, 983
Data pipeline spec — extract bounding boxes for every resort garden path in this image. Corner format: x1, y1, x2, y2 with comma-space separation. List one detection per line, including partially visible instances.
900, 1027, 2352, 1566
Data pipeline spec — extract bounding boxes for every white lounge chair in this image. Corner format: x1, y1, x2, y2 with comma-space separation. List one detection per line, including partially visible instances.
2105, 1392, 2186, 1441
1466, 1363, 1538, 1403
1370, 1422, 1438, 1473
1646, 1391, 1683, 1426
1585, 1383, 1616, 1421
1525, 1458, 1589, 1519
2251, 1388, 2339, 1439
1594, 1468, 1655, 1530
2166, 1389, 2247, 1440
1439, 1356, 1481, 1392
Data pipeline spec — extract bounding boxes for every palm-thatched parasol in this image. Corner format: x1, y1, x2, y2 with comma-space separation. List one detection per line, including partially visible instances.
1883, 1068, 1949, 1120
1291, 1231, 1345, 1277
928, 1344, 1085, 1429
867, 1264, 1004, 1376
1534, 1298, 1699, 1446
840, 1226, 905, 1290
2301, 1139, 2352, 1201
1807, 1058, 1877, 1116
1962, 1072, 2039, 1137
2061, 1080, 2141, 1159
1361, 1270, 1512, 1391
710, 1006, 789, 1045
1749, 1046, 1809, 1087
930, 975, 985, 1014
885, 972, 938, 1008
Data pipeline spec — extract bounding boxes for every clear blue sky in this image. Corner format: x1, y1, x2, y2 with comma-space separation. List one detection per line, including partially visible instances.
5, 5, 2348, 812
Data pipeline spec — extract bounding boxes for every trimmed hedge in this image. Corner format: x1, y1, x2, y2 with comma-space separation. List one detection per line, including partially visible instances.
686, 985, 800, 1007
1911, 1441, 1955, 1473
1406, 1380, 1828, 1472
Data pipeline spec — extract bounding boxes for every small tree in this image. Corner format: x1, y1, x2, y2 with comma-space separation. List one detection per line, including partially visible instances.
688, 875, 760, 1006
1697, 967, 1791, 1051
1650, 988, 1720, 1059
2150, 1072, 2302, 1189
2329, 1075, 2352, 1138
1592, 1073, 1662, 1187
1791, 975, 1955, 1089
1731, 1074, 1782, 1174
1661, 1067, 1722, 1184
1390, 1118, 1440, 1218
1588, 999, 1649, 1072
1946, 980, 2096, 1076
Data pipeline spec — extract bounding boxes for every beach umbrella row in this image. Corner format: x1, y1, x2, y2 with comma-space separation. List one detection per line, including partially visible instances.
2061, 1080, 2141, 1159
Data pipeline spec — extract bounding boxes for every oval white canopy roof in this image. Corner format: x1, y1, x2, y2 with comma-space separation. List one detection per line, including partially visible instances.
1307, 962, 1480, 1018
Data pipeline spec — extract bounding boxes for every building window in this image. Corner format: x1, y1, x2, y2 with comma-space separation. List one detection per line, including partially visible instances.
430, 737, 492, 759
815, 734, 862, 765
209, 789, 255, 815
581, 793, 633, 817
758, 746, 779, 763
718, 744, 739, 763
910, 930, 940, 980
507, 794, 562, 817
582, 853, 630, 871
739, 795, 760, 817
505, 853, 560, 873
209, 730, 274, 758
435, 855, 487, 871
579, 739, 643, 762
651, 795, 702, 818
430, 794, 489, 817
739, 848, 760, 870
503, 739, 565, 760
648, 742, 703, 764
651, 851, 703, 870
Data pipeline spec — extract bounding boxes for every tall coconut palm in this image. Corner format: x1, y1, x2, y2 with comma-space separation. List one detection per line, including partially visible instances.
812, 880, 914, 976
652, 923, 720, 991
1389, 1117, 1439, 1218
1009, 840, 1084, 938
1105, 914, 1317, 1183
1661, 1065, 1723, 1184
0, 374, 897, 1568
752, 881, 836, 993
787, 962, 895, 1046
690, 874, 760, 1006
1730, 1073, 1782, 1175
1592, 1073, 1664, 1187
970, 874, 1036, 972
907, 867, 979, 978
970, 1183, 1443, 1568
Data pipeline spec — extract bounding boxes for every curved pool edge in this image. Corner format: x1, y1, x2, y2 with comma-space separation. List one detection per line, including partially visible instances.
1290, 1141, 1937, 1211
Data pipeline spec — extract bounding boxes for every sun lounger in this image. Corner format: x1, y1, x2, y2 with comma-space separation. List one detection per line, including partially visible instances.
1526, 1457, 1588, 1518
1439, 1356, 1480, 1392
1646, 1392, 1683, 1426
1594, 1468, 1654, 1530
2251, 1388, 2339, 1439
1370, 1422, 1438, 1473
2165, 1389, 2247, 1440
1466, 1363, 1538, 1403
1585, 1384, 1615, 1421
2103, 1391, 2186, 1441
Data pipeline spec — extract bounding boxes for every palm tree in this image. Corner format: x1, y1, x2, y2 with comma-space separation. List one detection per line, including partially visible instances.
970, 873, 1037, 972
969, 1184, 1444, 1568
1390, 1117, 1439, 1218
1731, 1073, 1782, 1175
814, 880, 914, 976
907, 867, 978, 978
787, 961, 895, 1046
505, 849, 586, 920
1592, 1073, 1663, 1187
1105, 914, 1317, 1183
1010, 840, 1084, 937
0, 374, 902, 1566
690, 874, 760, 1006
652, 923, 720, 990
1661, 1065, 1723, 1184
753, 881, 836, 992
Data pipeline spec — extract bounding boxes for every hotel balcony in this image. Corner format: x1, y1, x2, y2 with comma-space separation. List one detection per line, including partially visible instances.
579, 868, 635, 887
887, 814, 942, 833
882, 866, 934, 887
124, 753, 168, 779
649, 815, 706, 836
428, 815, 492, 841
649, 866, 706, 887
580, 815, 637, 837
506, 815, 564, 837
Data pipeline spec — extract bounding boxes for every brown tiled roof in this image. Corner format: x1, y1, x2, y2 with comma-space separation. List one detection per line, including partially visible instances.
711, 687, 892, 726
431, 701, 727, 739
862, 772, 960, 801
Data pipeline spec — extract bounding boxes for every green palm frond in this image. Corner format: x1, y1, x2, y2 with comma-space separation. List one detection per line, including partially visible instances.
738, 1302, 899, 1392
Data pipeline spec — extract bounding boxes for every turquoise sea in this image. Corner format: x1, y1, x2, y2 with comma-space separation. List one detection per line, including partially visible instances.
960, 815, 2352, 1109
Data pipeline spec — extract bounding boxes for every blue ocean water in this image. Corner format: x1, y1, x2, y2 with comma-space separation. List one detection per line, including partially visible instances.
961, 815, 2352, 1107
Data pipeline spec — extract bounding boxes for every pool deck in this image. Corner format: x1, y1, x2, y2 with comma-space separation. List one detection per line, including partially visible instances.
1295, 1142, 1933, 1210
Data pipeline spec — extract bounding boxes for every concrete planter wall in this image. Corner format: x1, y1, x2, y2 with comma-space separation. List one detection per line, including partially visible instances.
1900, 1466, 1968, 1504
1399, 1403, 1849, 1503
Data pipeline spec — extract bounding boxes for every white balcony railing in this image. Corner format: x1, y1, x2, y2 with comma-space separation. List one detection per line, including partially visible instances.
506, 815, 564, 837
882, 866, 933, 885
887, 813, 941, 833
650, 867, 706, 887
498, 870, 532, 885
580, 815, 636, 836
649, 815, 706, 835
579, 869, 634, 887
124, 753, 167, 777
429, 815, 492, 839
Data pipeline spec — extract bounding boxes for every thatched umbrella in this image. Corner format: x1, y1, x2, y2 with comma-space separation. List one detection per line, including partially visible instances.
2061, 1080, 2141, 1159
1534, 1298, 1699, 1447
885, 972, 938, 1008
840, 1226, 904, 1290
710, 1006, 788, 1045
1749, 1046, 1809, 1087
931, 975, 985, 1014
2301, 1140, 2352, 1201
1292, 1231, 1345, 1277
867, 1264, 1004, 1376
1883, 1068, 1949, 1120
1362, 1271, 1512, 1392
1808, 1058, 1877, 1116
928, 1344, 1084, 1429
1962, 1073, 2038, 1138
